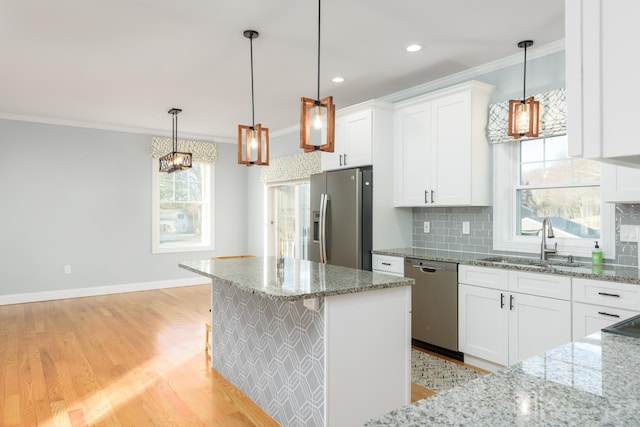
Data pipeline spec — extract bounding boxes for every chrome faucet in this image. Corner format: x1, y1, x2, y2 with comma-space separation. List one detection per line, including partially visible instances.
541, 217, 557, 260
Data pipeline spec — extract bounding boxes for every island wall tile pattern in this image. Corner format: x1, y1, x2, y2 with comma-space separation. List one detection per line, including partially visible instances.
413, 204, 640, 267
210, 279, 325, 427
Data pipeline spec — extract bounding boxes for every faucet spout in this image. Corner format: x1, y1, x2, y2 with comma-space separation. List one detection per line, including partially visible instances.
541, 217, 557, 260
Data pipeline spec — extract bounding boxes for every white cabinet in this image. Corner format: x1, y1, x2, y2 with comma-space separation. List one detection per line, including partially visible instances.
372, 254, 404, 277
601, 163, 640, 203
394, 80, 495, 207
458, 266, 571, 371
322, 107, 373, 171
566, 0, 640, 167
572, 278, 640, 339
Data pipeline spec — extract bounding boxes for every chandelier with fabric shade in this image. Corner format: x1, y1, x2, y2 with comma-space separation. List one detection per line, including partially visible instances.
300, 0, 335, 153
508, 40, 540, 139
159, 108, 192, 173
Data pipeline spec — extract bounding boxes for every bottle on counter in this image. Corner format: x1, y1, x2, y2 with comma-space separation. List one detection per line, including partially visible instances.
592, 241, 603, 265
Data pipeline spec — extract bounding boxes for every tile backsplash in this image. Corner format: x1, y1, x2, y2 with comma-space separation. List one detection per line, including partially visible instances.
413, 204, 640, 267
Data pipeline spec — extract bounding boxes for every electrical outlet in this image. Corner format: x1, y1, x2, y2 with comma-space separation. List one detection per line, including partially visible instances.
462, 221, 470, 235
64, 265, 72, 274
423, 221, 430, 233
620, 225, 639, 242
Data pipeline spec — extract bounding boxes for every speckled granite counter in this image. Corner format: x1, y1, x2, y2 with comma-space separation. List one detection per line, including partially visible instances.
179, 256, 413, 301
373, 248, 640, 285
366, 331, 640, 426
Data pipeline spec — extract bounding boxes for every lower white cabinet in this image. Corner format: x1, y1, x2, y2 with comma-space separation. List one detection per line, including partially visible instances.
601, 163, 640, 203
459, 266, 571, 370
572, 277, 640, 339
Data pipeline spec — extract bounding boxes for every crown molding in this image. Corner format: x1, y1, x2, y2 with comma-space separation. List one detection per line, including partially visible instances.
381, 39, 565, 103
0, 111, 236, 144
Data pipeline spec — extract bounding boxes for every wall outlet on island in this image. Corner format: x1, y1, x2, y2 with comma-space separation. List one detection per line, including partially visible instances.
64, 265, 71, 274
423, 221, 430, 233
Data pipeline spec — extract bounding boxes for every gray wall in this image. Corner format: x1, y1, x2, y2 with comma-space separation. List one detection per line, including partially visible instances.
0, 119, 247, 296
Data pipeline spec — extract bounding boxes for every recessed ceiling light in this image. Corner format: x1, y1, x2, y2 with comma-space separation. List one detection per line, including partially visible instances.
332, 76, 345, 83
406, 44, 422, 53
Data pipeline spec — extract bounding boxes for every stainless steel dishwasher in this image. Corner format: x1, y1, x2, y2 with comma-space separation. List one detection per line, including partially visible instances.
404, 258, 461, 360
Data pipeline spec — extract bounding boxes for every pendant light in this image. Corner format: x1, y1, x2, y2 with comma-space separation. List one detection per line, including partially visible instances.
238, 30, 269, 166
159, 108, 192, 173
508, 40, 540, 139
300, 0, 335, 153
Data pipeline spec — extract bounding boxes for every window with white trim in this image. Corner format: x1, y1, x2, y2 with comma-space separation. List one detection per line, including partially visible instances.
152, 161, 214, 253
493, 135, 615, 258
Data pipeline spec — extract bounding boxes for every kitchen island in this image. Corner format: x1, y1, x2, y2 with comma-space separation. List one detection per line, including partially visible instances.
366, 330, 640, 426
179, 257, 413, 427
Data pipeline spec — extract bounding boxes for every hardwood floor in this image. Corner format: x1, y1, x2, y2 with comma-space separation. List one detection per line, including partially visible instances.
0, 284, 480, 426
0, 284, 279, 426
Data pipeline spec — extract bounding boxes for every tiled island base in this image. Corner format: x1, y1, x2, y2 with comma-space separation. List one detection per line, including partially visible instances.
210, 277, 411, 427
211, 278, 325, 425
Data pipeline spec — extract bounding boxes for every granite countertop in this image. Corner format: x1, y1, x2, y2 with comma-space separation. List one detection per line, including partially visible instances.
366, 331, 640, 426
179, 257, 413, 301
373, 248, 640, 285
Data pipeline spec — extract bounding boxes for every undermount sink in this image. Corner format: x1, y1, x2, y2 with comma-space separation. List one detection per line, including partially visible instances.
478, 256, 586, 269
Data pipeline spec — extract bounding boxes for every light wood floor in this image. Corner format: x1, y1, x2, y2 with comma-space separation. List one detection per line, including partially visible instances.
0, 284, 484, 426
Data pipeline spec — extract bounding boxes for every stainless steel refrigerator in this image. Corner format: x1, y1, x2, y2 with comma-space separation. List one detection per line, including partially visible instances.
309, 167, 373, 270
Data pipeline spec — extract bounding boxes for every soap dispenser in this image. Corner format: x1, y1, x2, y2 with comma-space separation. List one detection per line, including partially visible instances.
592, 241, 603, 265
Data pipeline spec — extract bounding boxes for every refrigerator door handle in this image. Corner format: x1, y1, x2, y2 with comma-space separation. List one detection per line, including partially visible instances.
320, 193, 329, 264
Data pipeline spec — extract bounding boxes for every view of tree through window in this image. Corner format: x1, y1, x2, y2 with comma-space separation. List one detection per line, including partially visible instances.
158, 163, 208, 247
516, 135, 601, 239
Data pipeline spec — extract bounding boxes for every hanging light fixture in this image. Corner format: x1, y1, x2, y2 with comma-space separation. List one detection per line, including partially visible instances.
159, 108, 192, 173
508, 40, 540, 139
238, 29, 269, 166
300, 0, 335, 153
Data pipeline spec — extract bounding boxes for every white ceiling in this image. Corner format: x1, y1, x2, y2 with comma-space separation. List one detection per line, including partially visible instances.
0, 0, 565, 142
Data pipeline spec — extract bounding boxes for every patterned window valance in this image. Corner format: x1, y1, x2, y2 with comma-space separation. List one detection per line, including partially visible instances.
151, 137, 217, 164
487, 88, 566, 144
260, 151, 322, 184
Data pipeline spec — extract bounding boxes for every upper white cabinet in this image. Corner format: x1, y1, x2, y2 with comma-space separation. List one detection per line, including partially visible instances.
566, 0, 640, 167
394, 80, 495, 207
321, 106, 373, 171
601, 163, 640, 203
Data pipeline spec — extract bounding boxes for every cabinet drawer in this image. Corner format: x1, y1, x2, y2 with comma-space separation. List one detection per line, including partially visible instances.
572, 301, 640, 340
372, 254, 404, 276
458, 265, 508, 291
508, 271, 571, 300
573, 278, 640, 310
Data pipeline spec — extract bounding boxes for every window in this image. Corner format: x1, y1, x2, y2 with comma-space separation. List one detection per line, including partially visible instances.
152, 161, 214, 253
493, 135, 615, 258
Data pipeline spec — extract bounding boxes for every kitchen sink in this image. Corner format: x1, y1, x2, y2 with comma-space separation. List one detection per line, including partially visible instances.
478, 255, 587, 269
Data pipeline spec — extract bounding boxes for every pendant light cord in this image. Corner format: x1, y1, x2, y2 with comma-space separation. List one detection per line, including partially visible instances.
522, 43, 527, 102
250, 35, 256, 128
172, 111, 178, 152
316, 0, 321, 102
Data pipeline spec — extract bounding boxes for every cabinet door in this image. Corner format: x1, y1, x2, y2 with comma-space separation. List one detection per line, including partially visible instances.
508, 293, 571, 364
458, 284, 508, 366
601, 163, 640, 203
394, 102, 431, 206
322, 109, 373, 171
566, 0, 640, 162
431, 91, 471, 205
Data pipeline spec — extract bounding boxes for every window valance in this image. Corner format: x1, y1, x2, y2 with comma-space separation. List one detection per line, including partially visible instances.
487, 88, 566, 144
260, 151, 322, 184
151, 137, 217, 164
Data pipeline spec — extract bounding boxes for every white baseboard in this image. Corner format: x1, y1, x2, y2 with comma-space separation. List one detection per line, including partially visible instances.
0, 277, 209, 306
